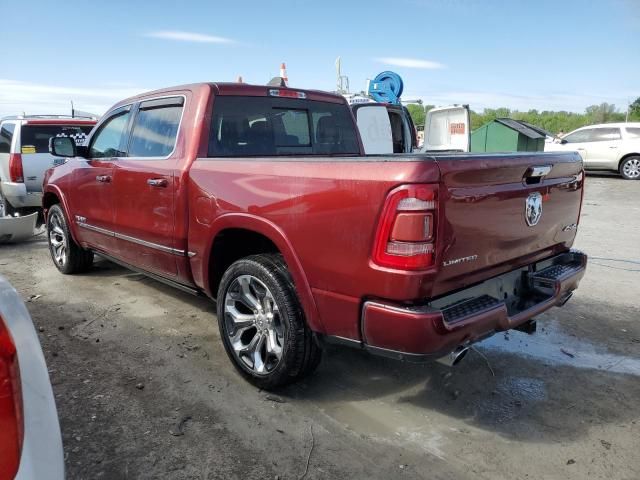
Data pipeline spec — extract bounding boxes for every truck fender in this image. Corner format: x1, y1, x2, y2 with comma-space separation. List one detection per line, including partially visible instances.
201, 213, 324, 334
42, 185, 82, 247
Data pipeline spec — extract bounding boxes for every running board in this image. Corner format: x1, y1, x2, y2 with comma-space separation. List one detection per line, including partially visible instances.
94, 251, 205, 297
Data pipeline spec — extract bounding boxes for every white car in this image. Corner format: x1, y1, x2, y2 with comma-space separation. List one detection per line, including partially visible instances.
545, 122, 640, 179
0, 116, 96, 216
0, 276, 64, 479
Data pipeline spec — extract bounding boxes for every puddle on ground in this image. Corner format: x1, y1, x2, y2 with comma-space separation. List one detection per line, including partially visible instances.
480, 321, 640, 376
318, 398, 448, 458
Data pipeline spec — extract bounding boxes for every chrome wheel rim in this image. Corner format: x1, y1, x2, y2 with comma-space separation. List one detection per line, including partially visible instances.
0, 194, 6, 217
623, 158, 640, 178
48, 212, 67, 267
224, 275, 284, 375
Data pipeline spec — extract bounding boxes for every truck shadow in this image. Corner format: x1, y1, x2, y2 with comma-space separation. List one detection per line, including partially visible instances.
285, 298, 640, 443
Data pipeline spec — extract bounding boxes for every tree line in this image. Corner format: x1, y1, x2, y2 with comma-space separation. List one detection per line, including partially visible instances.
406, 97, 640, 135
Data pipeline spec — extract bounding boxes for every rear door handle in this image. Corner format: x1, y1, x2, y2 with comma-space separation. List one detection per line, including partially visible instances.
96, 175, 111, 183
609, 146, 618, 149
147, 178, 168, 188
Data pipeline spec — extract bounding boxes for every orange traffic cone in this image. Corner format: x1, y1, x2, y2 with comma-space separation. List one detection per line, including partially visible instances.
280, 63, 288, 86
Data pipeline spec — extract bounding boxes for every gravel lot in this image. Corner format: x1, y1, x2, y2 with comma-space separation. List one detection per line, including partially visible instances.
1, 174, 639, 480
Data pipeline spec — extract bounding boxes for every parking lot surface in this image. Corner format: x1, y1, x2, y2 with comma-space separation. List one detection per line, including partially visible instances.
1, 174, 638, 480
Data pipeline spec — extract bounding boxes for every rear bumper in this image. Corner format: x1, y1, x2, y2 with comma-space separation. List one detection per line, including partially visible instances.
361, 250, 587, 361
1, 182, 42, 208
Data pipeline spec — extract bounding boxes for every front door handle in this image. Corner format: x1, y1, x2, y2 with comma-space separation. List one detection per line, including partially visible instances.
147, 178, 168, 188
96, 175, 111, 183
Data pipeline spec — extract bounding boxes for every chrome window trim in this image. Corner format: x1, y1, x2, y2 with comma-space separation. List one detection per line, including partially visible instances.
124, 94, 187, 161
87, 103, 134, 159
77, 221, 185, 256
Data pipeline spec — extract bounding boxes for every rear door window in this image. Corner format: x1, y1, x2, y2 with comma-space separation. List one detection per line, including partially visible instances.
20, 125, 93, 154
591, 127, 621, 141
209, 96, 360, 157
128, 97, 184, 158
0, 123, 15, 153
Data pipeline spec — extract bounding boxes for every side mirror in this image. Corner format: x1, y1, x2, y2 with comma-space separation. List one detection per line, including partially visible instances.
560, 138, 568, 145
49, 136, 77, 157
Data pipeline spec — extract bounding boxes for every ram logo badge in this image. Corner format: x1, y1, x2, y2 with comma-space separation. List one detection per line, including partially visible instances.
525, 192, 543, 227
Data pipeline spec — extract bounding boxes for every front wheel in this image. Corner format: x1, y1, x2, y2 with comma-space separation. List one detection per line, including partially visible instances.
620, 156, 640, 180
217, 254, 322, 389
47, 204, 94, 274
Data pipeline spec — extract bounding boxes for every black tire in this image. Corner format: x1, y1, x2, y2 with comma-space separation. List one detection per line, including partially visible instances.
619, 156, 640, 180
46, 204, 94, 274
216, 253, 322, 389
0, 189, 16, 217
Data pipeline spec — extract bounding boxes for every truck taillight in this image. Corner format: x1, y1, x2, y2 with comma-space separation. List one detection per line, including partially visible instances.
9, 154, 24, 183
0, 314, 23, 480
372, 184, 437, 270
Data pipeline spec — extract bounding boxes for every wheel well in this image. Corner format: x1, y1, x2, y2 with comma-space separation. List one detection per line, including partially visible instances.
209, 228, 280, 296
42, 192, 60, 212
619, 153, 640, 170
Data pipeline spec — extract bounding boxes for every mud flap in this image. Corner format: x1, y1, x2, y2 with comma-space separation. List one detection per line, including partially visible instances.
0, 213, 40, 243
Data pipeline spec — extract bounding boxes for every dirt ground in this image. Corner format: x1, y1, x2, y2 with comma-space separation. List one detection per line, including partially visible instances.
1, 174, 639, 480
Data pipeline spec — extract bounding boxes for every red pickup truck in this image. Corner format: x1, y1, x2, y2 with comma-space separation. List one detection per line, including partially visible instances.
43, 83, 587, 389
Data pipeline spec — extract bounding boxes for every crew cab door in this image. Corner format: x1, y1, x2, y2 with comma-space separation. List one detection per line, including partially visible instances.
70, 106, 132, 253
112, 96, 185, 277
421, 105, 470, 152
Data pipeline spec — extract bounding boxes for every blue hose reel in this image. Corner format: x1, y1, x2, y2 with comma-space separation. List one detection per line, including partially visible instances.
368, 71, 404, 104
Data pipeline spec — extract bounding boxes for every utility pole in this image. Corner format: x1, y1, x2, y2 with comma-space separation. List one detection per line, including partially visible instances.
626, 99, 630, 123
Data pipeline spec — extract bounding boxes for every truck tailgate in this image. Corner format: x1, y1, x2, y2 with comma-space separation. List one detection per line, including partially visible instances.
431, 152, 584, 297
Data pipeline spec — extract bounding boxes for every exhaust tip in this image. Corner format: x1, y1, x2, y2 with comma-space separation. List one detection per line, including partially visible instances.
435, 346, 469, 367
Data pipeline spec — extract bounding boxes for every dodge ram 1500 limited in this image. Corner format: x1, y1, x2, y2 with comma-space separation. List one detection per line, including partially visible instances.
43, 83, 587, 389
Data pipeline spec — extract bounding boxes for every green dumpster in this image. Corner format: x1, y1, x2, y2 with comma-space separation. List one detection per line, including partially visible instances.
471, 118, 546, 152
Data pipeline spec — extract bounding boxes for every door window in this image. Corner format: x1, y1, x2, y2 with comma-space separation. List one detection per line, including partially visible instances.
89, 110, 132, 158
0, 123, 15, 153
591, 128, 621, 142
563, 129, 594, 143
128, 97, 184, 157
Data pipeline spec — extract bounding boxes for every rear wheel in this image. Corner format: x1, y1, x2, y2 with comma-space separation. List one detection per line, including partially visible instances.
47, 204, 94, 274
0, 190, 16, 217
217, 254, 322, 389
620, 156, 640, 180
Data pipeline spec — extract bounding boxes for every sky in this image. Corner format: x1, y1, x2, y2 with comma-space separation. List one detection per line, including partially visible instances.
1, 0, 638, 117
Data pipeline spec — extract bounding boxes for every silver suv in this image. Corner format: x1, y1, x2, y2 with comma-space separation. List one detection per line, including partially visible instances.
0, 116, 96, 216
545, 122, 640, 180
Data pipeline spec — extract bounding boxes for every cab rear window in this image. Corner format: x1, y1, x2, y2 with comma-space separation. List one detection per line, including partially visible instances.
20, 125, 93, 154
208, 96, 360, 157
